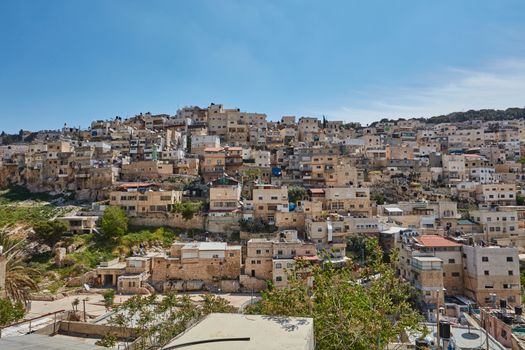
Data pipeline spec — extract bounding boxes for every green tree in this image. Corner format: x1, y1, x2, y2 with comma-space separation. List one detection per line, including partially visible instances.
288, 185, 307, 203
372, 192, 385, 205
33, 220, 67, 246
105, 293, 235, 349
0, 232, 39, 304
103, 289, 116, 310
517, 192, 525, 206
172, 201, 202, 221
246, 239, 423, 350
0, 298, 25, 327
100, 206, 128, 239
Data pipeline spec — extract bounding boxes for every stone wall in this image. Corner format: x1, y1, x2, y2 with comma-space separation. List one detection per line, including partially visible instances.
129, 212, 205, 230
239, 274, 268, 292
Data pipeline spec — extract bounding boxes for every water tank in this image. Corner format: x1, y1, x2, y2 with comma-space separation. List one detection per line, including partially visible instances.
415, 339, 430, 350
439, 321, 451, 339
515, 306, 523, 315
500, 299, 507, 309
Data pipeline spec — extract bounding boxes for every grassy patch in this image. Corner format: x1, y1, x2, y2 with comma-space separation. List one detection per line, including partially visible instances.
28, 228, 181, 285
0, 185, 58, 203
0, 203, 63, 227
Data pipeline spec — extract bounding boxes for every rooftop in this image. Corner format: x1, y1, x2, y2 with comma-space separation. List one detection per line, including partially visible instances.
161, 313, 314, 350
0, 334, 103, 350
415, 235, 462, 248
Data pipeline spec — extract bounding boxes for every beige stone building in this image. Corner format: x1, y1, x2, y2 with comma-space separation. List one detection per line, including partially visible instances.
121, 160, 173, 181
151, 242, 242, 291
109, 183, 182, 216
243, 230, 317, 290
305, 214, 350, 259
476, 183, 517, 206
306, 187, 371, 217
201, 147, 225, 182
252, 184, 289, 223
463, 244, 520, 306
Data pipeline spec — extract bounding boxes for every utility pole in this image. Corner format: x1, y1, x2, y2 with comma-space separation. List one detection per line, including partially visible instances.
82, 297, 89, 322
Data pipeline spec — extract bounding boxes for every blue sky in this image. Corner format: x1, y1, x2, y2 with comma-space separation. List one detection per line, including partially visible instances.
1, 0, 525, 132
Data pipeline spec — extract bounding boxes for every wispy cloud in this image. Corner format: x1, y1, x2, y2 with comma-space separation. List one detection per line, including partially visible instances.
319, 59, 525, 124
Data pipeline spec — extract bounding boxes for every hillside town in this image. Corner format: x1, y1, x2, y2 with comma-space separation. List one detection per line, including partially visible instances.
3, 104, 525, 349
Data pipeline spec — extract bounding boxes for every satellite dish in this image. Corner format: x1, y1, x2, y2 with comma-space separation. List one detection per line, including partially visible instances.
84, 284, 91, 291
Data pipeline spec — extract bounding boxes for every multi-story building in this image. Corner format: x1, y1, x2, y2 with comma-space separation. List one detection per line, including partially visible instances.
252, 184, 289, 223
109, 183, 182, 216
462, 244, 520, 306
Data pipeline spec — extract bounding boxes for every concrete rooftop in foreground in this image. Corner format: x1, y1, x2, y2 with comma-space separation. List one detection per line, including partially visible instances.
162, 313, 314, 350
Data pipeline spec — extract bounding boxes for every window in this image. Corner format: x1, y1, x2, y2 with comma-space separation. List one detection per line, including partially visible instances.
277, 250, 283, 255
484, 270, 489, 276
212, 254, 219, 258
452, 272, 460, 277
256, 249, 261, 254
508, 270, 514, 276
275, 263, 282, 269
482, 256, 489, 262
276, 276, 282, 282
507, 256, 514, 262
448, 258, 455, 264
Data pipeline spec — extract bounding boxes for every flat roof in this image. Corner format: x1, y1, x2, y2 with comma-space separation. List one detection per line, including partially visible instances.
182, 242, 227, 251
0, 334, 103, 350
413, 256, 442, 262
415, 235, 462, 248
162, 313, 314, 350
384, 207, 403, 213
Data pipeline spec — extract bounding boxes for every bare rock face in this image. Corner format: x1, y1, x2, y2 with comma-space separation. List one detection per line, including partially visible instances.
54, 247, 67, 267
66, 244, 77, 254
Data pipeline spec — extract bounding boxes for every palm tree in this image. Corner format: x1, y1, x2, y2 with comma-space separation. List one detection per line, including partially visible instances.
0, 231, 39, 304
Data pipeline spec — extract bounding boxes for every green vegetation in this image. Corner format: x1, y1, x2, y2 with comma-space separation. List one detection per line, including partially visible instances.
0, 203, 62, 228
28, 228, 181, 294
103, 289, 116, 310
371, 192, 385, 205
288, 185, 307, 203
371, 107, 525, 126
100, 293, 235, 349
0, 185, 58, 203
34, 220, 67, 246
239, 218, 277, 233
246, 239, 423, 349
172, 201, 203, 220
0, 298, 25, 327
100, 206, 128, 239
517, 192, 525, 206
0, 232, 40, 304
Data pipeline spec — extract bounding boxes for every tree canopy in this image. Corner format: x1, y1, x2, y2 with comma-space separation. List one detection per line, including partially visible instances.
246, 239, 423, 350
288, 185, 307, 203
33, 220, 67, 246
100, 206, 128, 239
0, 298, 25, 328
99, 293, 236, 349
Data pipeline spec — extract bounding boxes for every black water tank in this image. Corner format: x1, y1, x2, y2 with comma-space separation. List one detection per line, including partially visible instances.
415, 339, 429, 350
516, 306, 523, 315
439, 321, 451, 339
500, 299, 507, 309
